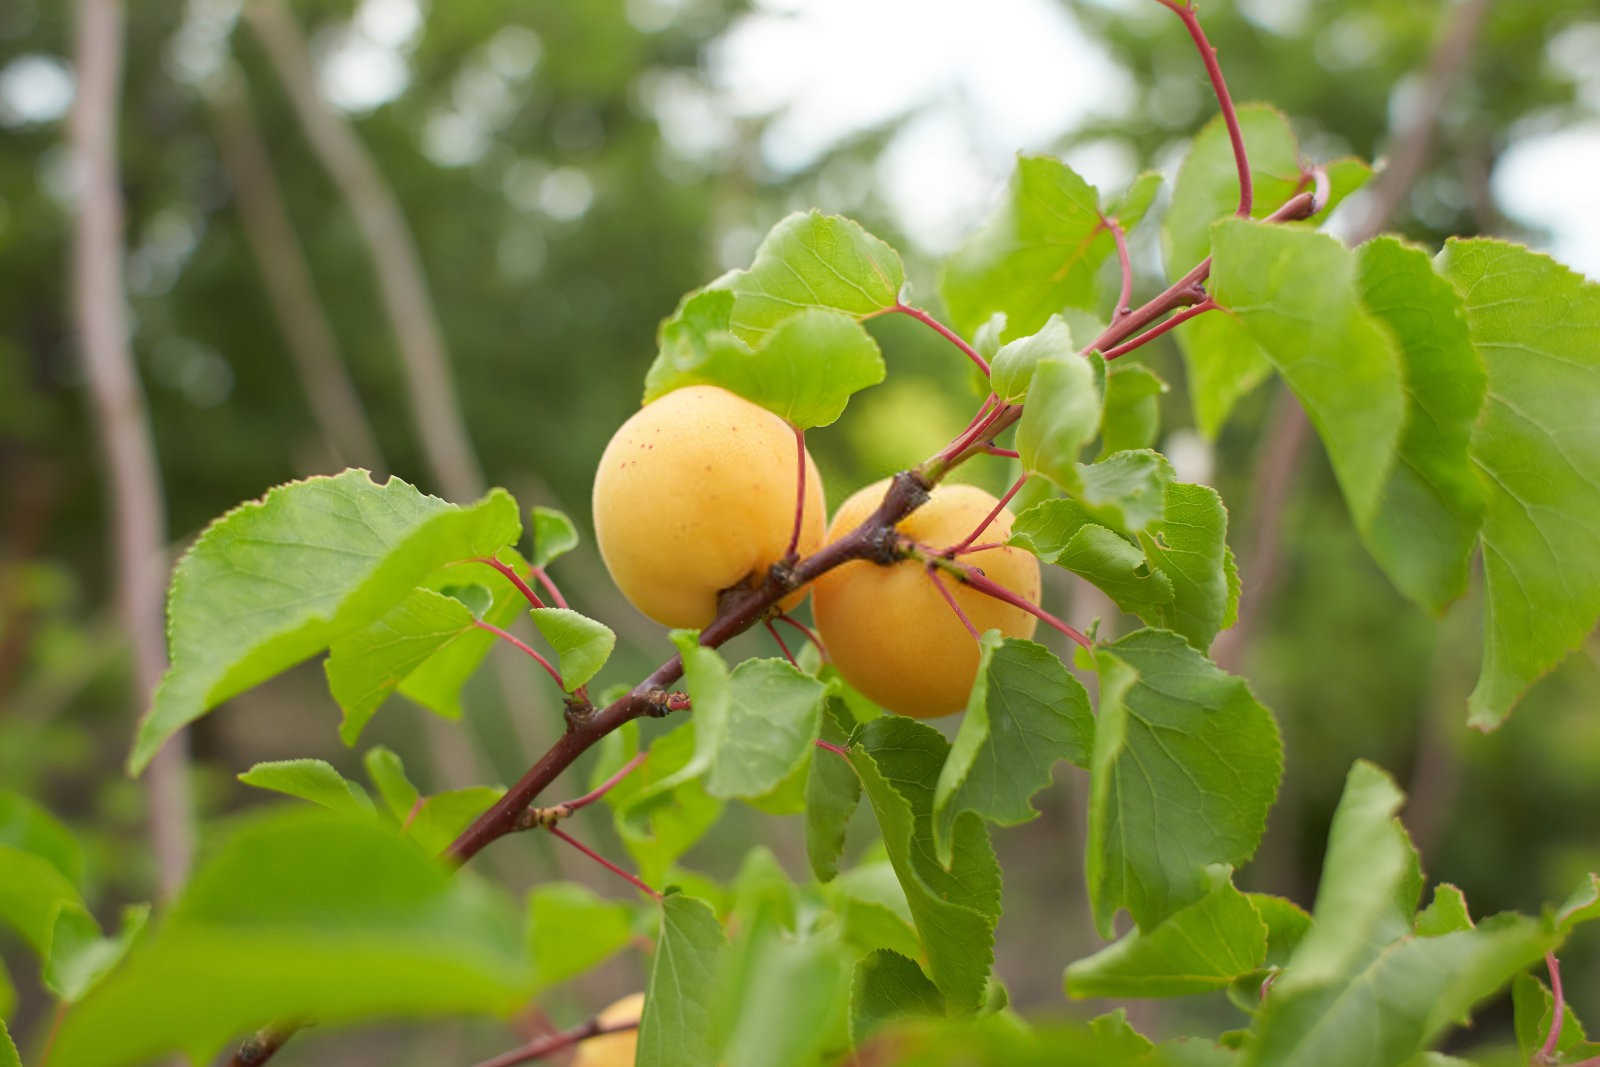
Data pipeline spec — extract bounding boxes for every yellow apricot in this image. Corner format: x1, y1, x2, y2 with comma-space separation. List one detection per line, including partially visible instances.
592, 385, 826, 628
812, 480, 1040, 718
571, 992, 645, 1067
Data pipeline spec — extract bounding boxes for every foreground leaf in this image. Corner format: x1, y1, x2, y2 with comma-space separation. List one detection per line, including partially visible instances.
237, 759, 375, 817
527, 882, 635, 995
0, 791, 85, 888
714, 920, 851, 1066
597, 722, 724, 886
1087, 630, 1281, 935
852, 949, 944, 1045
1436, 239, 1600, 727
638, 894, 724, 1067
137, 472, 521, 772
933, 635, 1093, 862
805, 699, 861, 883
51, 810, 531, 1065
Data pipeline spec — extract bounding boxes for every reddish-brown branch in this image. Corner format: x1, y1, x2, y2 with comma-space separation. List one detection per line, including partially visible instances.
469, 1017, 640, 1067
459, 557, 545, 610
473, 620, 563, 689
891, 303, 991, 376
786, 425, 807, 560
927, 566, 981, 640
1105, 216, 1135, 320
1102, 298, 1219, 361
946, 475, 1027, 555
1155, 0, 1251, 217
765, 619, 800, 668
547, 826, 660, 900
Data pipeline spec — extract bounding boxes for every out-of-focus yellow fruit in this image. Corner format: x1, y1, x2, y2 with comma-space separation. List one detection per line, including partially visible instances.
813, 480, 1040, 718
592, 385, 826, 628
571, 992, 645, 1067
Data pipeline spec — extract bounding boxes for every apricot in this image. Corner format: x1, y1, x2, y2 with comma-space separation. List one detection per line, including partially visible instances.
571, 992, 645, 1067
592, 385, 826, 628
812, 480, 1040, 718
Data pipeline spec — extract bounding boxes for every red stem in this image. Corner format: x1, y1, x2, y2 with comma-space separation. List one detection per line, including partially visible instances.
473, 620, 564, 689
765, 619, 799, 668
892, 303, 991, 376
776, 613, 827, 660
926, 566, 981, 640
955, 541, 1007, 556
469, 1018, 640, 1067
981, 446, 1019, 459
1105, 216, 1135, 320
786, 425, 806, 560
1102, 297, 1219, 361
460, 556, 546, 610
559, 751, 646, 815
1544, 951, 1566, 1060
547, 825, 660, 900
1155, 0, 1251, 216
814, 739, 849, 758
959, 568, 1092, 650
530, 566, 568, 610
946, 475, 1026, 555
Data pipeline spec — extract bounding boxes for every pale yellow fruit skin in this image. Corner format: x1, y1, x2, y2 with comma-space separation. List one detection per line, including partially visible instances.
592, 385, 826, 628
813, 480, 1040, 719
571, 992, 645, 1067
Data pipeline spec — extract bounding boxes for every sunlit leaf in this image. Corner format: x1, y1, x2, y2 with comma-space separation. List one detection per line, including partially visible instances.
706, 658, 826, 800
529, 506, 578, 569
237, 759, 375, 817
991, 315, 1074, 404
527, 882, 635, 994
326, 588, 477, 744
1016, 355, 1103, 489
1100, 363, 1167, 456
529, 607, 615, 692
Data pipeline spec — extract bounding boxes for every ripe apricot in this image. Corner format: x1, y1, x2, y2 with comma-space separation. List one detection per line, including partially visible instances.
571, 992, 645, 1067
592, 385, 826, 628
812, 480, 1039, 718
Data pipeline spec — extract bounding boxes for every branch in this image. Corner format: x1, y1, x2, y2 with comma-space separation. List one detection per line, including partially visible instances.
72, 0, 193, 900
1104, 215, 1135, 320
469, 1017, 640, 1067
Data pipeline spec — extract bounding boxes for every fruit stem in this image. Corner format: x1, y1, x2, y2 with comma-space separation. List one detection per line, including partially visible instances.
468, 1016, 640, 1067
472, 620, 564, 689
946, 474, 1026, 556
547, 825, 660, 900
956, 564, 1092, 650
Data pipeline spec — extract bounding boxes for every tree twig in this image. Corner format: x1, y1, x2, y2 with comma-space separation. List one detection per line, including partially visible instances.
72, 0, 193, 900
469, 1017, 640, 1067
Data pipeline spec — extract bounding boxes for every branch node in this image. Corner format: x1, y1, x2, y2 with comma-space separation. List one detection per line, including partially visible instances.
562, 697, 596, 732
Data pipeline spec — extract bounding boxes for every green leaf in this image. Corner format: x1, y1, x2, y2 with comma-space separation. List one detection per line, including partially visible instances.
137, 473, 522, 772
852, 949, 944, 1046
707, 658, 826, 800
713, 921, 851, 1066
527, 882, 635, 995
1035, 522, 1176, 621
1414, 884, 1473, 937
1248, 894, 1312, 968
597, 723, 724, 886
727, 211, 905, 345
824, 861, 921, 962
1100, 364, 1167, 457
1017, 355, 1103, 489
1354, 236, 1487, 615
1513, 973, 1599, 1063
1173, 310, 1274, 440
1074, 449, 1174, 535
44, 903, 149, 1003
933, 635, 1094, 863
404, 786, 503, 855
941, 156, 1117, 341
806, 698, 861, 883
1210, 220, 1407, 528
326, 588, 477, 743
1066, 877, 1268, 999
0, 843, 97, 962
50, 810, 532, 1065
363, 745, 420, 820
1111, 172, 1163, 232
1436, 239, 1600, 727
0, 791, 85, 888
638, 894, 725, 1067
1086, 629, 1282, 936
395, 551, 531, 721
849, 717, 1001, 1012
0, 1021, 14, 1067
237, 759, 375, 817
991, 315, 1074, 404
529, 506, 578, 568
1138, 483, 1237, 651
650, 631, 732, 795
529, 607, 615, 692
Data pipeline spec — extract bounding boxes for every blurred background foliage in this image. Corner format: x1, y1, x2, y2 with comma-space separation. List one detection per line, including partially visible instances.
1, 0, 1597, 1060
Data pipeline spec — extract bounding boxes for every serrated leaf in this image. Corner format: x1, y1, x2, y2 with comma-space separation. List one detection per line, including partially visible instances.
0, 791, 84, 888
529, 506, 578, 568
50, 810, 531, 1065
1017, 355, 1103, 489
1101, 363, 1167, 456
326, 587, 478, 744
713, 920, 851, 1067
852, 949, 943, 1046
0, 1019, 15, 1067
0, 844, 97, 963
44, 903, 149, 1003
137, 473, 521, 773
1210, 220, 1407, 527
648, 632, 732, 796
529, 607, 615, 692
806, 698, 861, 883
932, 635, 1093, 863
728, 211, 905, 345
1513, 973, 1599, 1063
396, 550, 531, 720
1248, 894, 1311, 969
1173, 311, 1274, 439
1066, 878, 1268, 999
1355, 237, 1487, 615
1074, 449, 1174, 535
706, 658, 826, 800
1111, 172, 1163, 232
363, 745, 420, 821
237, 759, 375, 817
942, 156, 1118, 340
825, 861, 921, 962
1436, 239, 1600, 728
1138, 483, 1236, 651
1414, 884, 1473, 937
527, 882, 634, 994
1037, 522, 1176, 621
849, 717, 1001, 1013
974, 313, 1008, 361
638, 894, 724, 1067
991, 315, 1074, 404
1087, 629, 1282, 936
597, 723, 724, 886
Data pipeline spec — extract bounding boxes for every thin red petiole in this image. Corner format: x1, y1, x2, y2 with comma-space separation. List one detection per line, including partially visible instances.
776, 613, 827, 661
891, 303, 991, 376
1105, 216, 1134, 321
1102, 297, 1219, 361
460, 556, 546, 610
814, 739, 849, 758
982, 446, 1020, 459
936, 396, 1009, 467
786, 425, 806, 560
765, 619, 799, 668
955, 541, 1007, 556
927, 566, 981, 640
1544, 951, 1566, 1060
547, 825, 660, 900
474, 619, 564, 689
530, 566, 569, 610
946, 475, 1026, 556
1155, 0, 1251, 217
959, 568, 1092, 650
558, 751, 646, 815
